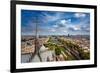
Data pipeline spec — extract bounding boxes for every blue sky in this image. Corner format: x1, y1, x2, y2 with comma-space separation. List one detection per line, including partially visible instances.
21, 10, 90, 35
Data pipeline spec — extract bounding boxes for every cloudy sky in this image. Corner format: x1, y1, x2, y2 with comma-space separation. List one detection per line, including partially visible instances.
21, 10, 90, 35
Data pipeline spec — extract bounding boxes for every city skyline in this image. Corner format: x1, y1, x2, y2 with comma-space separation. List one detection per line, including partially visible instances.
21, 10, 90, 36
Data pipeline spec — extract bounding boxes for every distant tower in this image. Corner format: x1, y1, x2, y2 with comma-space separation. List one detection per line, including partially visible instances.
68, 34, 70, 37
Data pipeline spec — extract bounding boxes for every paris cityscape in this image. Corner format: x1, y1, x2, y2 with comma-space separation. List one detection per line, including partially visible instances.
21, 10, 90, 63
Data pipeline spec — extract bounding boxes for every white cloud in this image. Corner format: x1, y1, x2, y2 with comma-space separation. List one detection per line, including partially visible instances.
53, 25, 59, 28
67, 19, 71, 23
55, 19, 72, 28
60, 19, 67, 25
74, 25, 81, 30
41, 12, 61, 23
63, 30, 67, 33
51, 29, 56, 32
74, 13, 86, 18
60, 19, 71, 25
